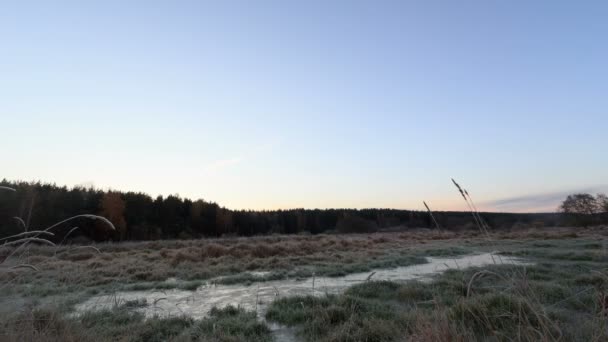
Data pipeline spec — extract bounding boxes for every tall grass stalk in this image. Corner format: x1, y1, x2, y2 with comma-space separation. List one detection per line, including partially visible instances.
451, 178, 488, 235
449, 178, 572, 341
463, 188, 490, 232
423, 201, 441, 230
0, 230, 54, 242
1, 187, 115, 271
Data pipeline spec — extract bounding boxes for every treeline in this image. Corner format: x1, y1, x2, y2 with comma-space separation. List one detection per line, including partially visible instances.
1, 180, 564, 242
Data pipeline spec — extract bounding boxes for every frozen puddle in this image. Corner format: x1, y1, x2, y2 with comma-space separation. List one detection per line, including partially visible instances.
75, 253, 526, 339
75, 253, 526, 317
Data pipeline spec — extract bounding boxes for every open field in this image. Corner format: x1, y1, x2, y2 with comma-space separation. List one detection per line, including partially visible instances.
2, 227, 608, 341
4, 1, 607, 341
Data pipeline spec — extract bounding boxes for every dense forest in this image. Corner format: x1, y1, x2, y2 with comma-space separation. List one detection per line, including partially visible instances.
1, 180, 565, 242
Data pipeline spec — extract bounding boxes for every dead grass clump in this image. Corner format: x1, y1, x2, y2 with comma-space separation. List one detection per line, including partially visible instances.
555, 232, 579, 239
429, 231, 456, 240
0, 271, 20, 284
365, 250, 383, 257
159, 249, 172, 258
133, 270, 168, 282
372, 236, 389, 244
266, 256, 289, 268
228, 243, 253, 258
321, 237, 337, 247
410, 311, 468, 342
62, 252, 95, 262
250, 243, 285, 258
170, 250, 198, 266
449, 293, 559, 340
98, 253, 112, 261
202, 243, 229, 258
280, 241, 299, 254
133, 271, 154, 281
338, 239, 351, 248
245, 260, 263, 270
1, 308, 91, 342
144, 241, 163, 250
277, 240, 319, 256
23, 255, 48, 264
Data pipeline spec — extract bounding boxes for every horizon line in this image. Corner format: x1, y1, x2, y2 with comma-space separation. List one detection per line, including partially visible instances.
1, 177, 569, 215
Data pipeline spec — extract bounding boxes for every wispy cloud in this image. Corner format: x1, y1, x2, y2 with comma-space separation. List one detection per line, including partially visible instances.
483, 185, 608, 212
202, 141, 278, 175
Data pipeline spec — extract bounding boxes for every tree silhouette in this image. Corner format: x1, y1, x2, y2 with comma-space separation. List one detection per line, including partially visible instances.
560, 193, 600, 227
0, 179, 587, 242
99, 192, 127, 240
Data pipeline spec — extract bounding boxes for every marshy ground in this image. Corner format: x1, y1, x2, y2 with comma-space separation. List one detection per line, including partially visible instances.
1, 227, 608, 341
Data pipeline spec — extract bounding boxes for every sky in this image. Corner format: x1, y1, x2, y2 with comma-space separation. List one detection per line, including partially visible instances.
1, 1, 607, 212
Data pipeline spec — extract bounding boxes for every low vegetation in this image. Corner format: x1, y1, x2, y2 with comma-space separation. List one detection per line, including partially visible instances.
1, 227, 608, 341
0, 303, 270, 342
264, 235, 608, 341
1, 231, 458, 299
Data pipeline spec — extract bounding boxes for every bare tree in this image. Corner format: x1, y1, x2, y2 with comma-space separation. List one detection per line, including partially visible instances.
597, 193, 608, 213
560, 193, 599, 227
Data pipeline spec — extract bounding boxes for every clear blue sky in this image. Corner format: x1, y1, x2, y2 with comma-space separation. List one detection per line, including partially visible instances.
1, 1, 606, 212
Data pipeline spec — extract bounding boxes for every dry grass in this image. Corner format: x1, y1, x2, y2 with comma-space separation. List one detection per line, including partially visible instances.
264, 229, 608, 341
2, 228, 603, 293
410, 311, 469, 342
3, 232, 432, 294
2, 226, 607, 341
1, 307, 91, 342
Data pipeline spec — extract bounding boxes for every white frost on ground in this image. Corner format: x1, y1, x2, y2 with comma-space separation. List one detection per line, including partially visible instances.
75, 253, 526, 320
